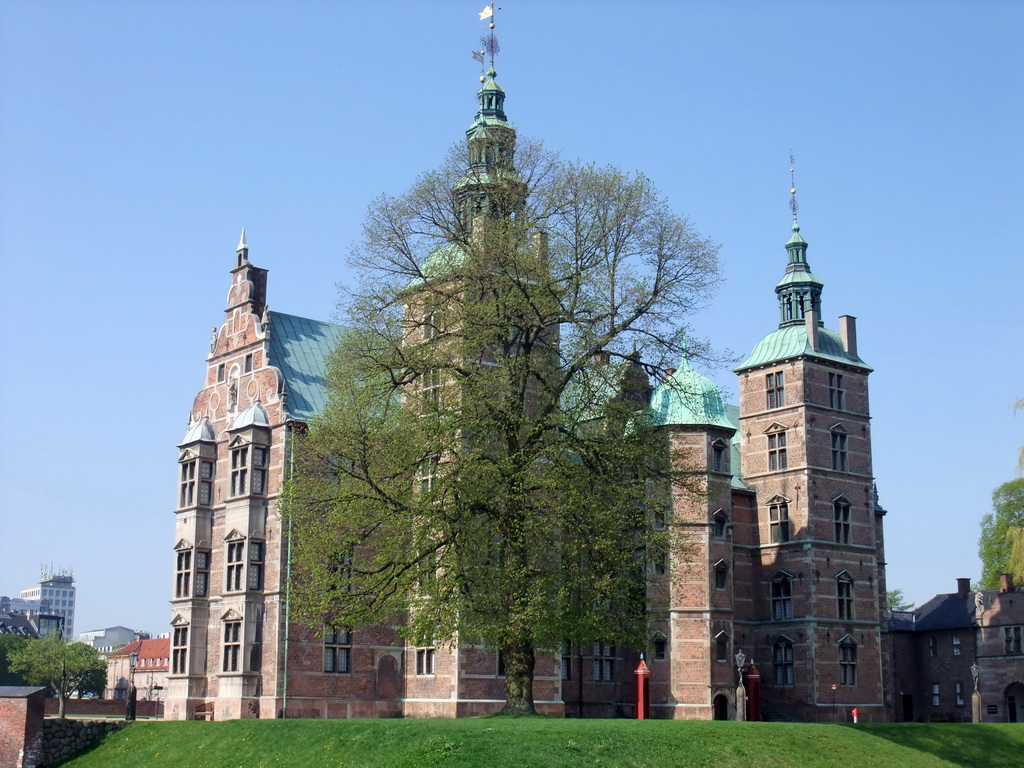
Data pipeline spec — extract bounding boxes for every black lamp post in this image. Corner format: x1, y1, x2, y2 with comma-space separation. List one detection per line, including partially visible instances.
125, 648, 139, 722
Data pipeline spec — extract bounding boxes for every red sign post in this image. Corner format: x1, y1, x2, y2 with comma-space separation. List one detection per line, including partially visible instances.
634, 657, 650, 719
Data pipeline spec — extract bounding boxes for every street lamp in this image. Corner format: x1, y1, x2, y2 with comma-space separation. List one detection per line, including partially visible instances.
125, 648, 139, 722
734, 650, 747, 722
831, 683, 838, 722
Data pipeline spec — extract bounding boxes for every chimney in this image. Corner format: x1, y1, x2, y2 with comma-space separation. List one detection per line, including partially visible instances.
1000, 573, 1015, 593
956, 577, 971, 597
839, 315, 858, 358
805, 309, 820, 352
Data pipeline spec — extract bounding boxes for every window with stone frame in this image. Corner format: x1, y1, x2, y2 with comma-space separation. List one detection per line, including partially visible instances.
828, 372, 845, 410
928, 637, 937, 657
714, 561, 728, 590
172, 626, 188, 674
653, 638, 667, 661
773, 639, 794, 685
771, 575, 794, 620
955, 681, 965, 706
839, 640, 857, 685
225, 539, 245, 592
175, 549, 192, 598
194, 550, 210, 597
836, 573, 854, 620
323, 628, 351, 673
1005, 626, 1023, 655
830, 427, 849, 472
247, 541, 264, 591
931, 682, 940, 706
230, 445, 249, 496
952, 634, 961, 656
422, 312, 437, 341
180, 460, 196, 508
766, 371, 785, 409
768, 431, 788, 471
769, 501, 791, 543
420, 368, 442, 414
592, 642, 615, 682
715, 633, 729, 663
251, 445, 268, 495
833, 497, 852, 544
712, 439, 727, 473
652, 546, 667, 577
561, 641, 573, 680
222, 620, 241, 672
713, 510, 728, 537
416, 647, 435, 675
417, 454, 440, 495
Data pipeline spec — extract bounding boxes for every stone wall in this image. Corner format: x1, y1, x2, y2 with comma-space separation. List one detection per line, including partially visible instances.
39, 719, 126, 767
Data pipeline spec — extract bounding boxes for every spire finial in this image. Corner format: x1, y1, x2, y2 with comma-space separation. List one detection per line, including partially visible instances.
788, 148, 799, 228
478, 4, 499, 74
237, 227, 248, 253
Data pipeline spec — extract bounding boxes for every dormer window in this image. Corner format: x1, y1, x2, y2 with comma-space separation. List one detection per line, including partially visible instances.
179, 455, 214, 508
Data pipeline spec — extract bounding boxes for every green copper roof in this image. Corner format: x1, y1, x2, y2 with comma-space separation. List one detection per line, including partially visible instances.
734, 323, 871, 372
650, 355, 733, 430
266, 311, 346, 422
725, 404, 750, 491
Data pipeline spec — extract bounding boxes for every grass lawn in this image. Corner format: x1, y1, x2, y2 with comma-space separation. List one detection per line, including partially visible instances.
62, 716, 1021, 768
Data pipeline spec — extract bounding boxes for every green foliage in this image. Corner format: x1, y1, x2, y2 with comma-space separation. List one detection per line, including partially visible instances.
885, 588, 914, 612
9, 633, 105, 717
978, 476, 1024, 589
0, 635, 32, 685
283, 141, 720, 712
61, 718, 1017, 768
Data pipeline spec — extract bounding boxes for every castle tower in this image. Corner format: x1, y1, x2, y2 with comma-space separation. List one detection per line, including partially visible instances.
648, 354, 742, 719
733, 219, 888, 721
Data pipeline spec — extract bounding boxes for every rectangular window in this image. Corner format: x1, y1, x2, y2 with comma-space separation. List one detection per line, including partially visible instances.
840, 644, 857, 685
226, 541, 245, 592
828, 372, 845, 410
251, 447, 267, 495
223, 621, 241, 672
230, 446, 249, 496
180, 460, 196, 507
592, 643, 615, 682
928, 637, 937, 657
955, 681, 965, 706
1005, 626, 1023, 655
987, 704, 999, 715
423, 312, 437, 341
323, 628, 351, 673
194, 551, 209, 597
773, 642, 794, 685
952, 635, 961, 656
831, 431, 848, 472
712, 443, 726, 472
931, 683, 940, 706
766, 371, 785, 409
713, 513, 727, 537
247, 541, 264, 591
837, 579, 853, 620
175, 550, 192, 598
244, 353, 253, 373
768, 432, 788, 471
771, 579, 793, 620
561, 642, 573, 680
715, 636, 728, 662
416, 648, 435, 675
199, 461, 214, 505
653, 639, 666, 661
834, 500, 851, 544
421, 368, 442, 413
172, 626, 188, 675
217, 364, 226, 382
417, 454, 440, 495
653, 547, 667, 576
715, 564, 728, 590
770, 503, 791, 543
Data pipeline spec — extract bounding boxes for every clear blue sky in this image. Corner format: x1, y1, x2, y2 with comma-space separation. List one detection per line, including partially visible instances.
1, 1, 1021, 637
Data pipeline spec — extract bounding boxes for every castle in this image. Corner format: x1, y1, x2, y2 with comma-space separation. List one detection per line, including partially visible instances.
165, 61, 890, 723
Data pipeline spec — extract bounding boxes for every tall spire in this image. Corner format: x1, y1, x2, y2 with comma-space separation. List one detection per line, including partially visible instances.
457, 5, 522, 221
774, 154, 823, 328
236, 227, 249, 267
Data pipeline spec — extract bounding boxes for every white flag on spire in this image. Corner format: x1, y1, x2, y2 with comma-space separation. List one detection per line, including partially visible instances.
479, 6, 493, 20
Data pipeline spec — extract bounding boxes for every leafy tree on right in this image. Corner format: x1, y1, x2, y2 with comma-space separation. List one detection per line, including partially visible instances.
978, 476, 1024, 589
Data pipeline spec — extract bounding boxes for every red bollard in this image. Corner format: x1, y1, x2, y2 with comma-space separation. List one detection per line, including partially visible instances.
635, 657, 650, 719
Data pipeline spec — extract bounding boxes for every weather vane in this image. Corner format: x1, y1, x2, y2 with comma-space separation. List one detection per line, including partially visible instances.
472, 3, 499, 81
788, 147, 799, 223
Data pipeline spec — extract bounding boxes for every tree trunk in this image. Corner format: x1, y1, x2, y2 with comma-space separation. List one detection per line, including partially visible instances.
58, 694, 67, 719
501, 636, 536, 714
